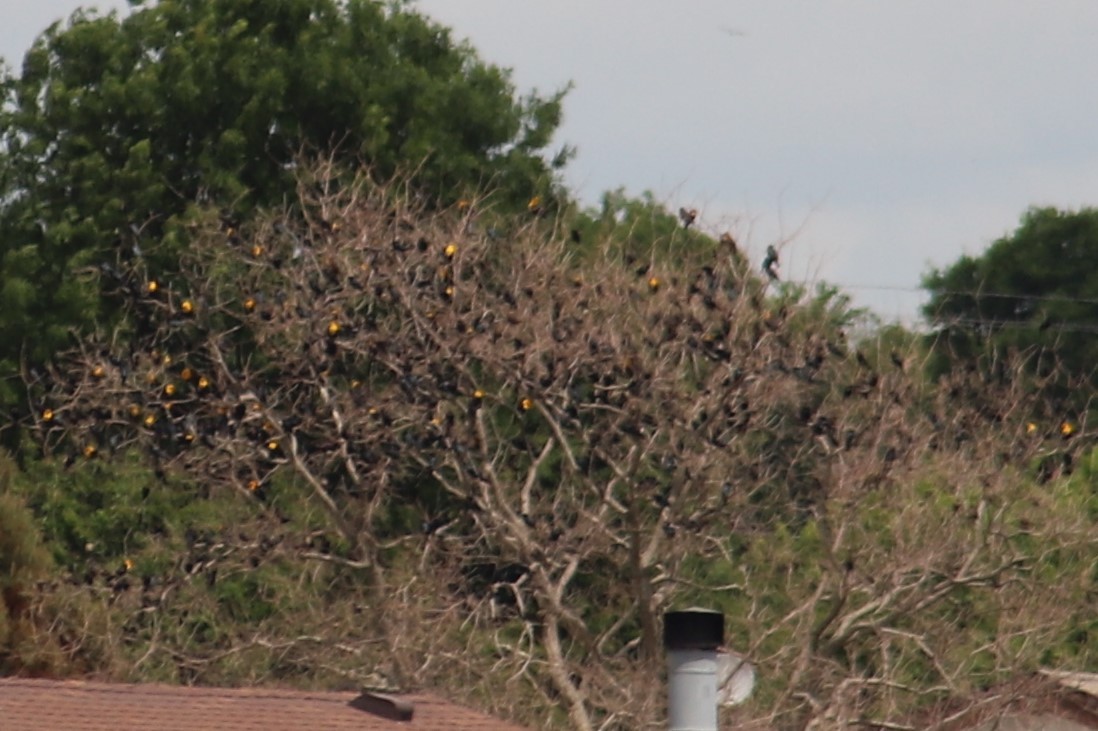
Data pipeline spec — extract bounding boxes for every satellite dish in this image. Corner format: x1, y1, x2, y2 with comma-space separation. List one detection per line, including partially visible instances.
717, 651, 756, 706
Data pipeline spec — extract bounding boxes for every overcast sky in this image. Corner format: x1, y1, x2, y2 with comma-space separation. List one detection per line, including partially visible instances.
6, 2, 1098, 323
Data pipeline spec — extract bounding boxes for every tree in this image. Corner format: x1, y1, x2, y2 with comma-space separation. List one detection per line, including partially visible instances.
27, 166, 1097, 729
0, 0, 568, 411
0, 452, 55, 674
922, 207, 1098, 414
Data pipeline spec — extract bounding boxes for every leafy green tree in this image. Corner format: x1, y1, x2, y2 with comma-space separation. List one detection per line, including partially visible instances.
923, 206, 1098, 413
565, 189, 745, 273
0, 0, 568, 411
31, 168, 1097, 729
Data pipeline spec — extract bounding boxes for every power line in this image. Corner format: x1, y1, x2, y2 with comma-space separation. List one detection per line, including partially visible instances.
835, 281, 1098, 308
795, 281, 1098, 334
934, 317, 1098, 335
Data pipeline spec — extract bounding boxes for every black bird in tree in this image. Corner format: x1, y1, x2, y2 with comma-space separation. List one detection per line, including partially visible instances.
762, 244, 780, 281
678, 207, 698, 229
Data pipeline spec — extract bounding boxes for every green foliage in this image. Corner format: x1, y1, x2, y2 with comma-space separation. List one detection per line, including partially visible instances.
6, 155, 1098, 726
570, 188, 720, 263
13, 452, 180, 567
4, 446, 380, 682
923, 206, 1098, 410
0, 0, 569, 416
0, 451, 54, 672
0, 457, 50, 580
0, 494, 51, 588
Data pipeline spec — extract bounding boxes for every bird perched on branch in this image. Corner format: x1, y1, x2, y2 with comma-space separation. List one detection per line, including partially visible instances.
762, 244, 780, 281
678, 207, 698, 229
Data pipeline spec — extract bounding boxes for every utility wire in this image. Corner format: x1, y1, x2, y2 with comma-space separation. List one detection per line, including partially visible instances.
933, 317, 1098, 335
799, 281, 1098, 334
836, 281, 1098, 308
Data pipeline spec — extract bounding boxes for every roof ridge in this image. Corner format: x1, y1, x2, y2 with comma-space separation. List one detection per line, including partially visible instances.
1, 678, 334, 699
0, 676, 531, 729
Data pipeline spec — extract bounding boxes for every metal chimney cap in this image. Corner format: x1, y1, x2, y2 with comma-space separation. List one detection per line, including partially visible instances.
664, 608, 724, 650
349, 691, 414, 722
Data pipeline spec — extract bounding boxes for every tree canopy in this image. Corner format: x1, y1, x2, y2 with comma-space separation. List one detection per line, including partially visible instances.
923, 206, 1098, 413
3, 3, 1097, 728
14, 167, 1096, 729
0, 0, 568, 409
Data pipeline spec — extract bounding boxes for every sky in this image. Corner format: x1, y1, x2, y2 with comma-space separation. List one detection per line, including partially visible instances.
6, 1, 1098, 324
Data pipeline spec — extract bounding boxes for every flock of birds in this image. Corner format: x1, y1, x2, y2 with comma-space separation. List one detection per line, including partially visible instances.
25, 192, 1080, 546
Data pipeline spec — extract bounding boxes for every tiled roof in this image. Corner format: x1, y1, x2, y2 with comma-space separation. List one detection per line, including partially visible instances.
0, 677, 531, 731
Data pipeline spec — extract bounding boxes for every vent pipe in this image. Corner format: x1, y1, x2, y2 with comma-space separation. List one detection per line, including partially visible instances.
349, 691, 414, 722
664, 608, 724, 731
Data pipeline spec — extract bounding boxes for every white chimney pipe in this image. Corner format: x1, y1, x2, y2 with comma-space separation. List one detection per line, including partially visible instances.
664, 608, 724, 731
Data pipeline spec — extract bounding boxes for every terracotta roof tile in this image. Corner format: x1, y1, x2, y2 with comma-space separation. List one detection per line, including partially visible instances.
0, 678, 531, 731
